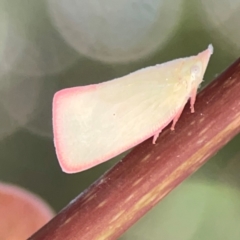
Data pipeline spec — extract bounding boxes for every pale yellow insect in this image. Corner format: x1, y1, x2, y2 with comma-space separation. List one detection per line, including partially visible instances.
53, 45, 213, 173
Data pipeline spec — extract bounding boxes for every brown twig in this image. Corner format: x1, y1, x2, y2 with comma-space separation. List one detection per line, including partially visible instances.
29, 58, 240, 240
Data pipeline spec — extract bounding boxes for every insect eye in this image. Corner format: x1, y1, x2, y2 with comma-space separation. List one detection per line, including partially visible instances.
191, 65, 200, 75
190, 64, 202, 81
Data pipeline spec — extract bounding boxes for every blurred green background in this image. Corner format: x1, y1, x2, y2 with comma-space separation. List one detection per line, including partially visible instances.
0, 0, 240, 239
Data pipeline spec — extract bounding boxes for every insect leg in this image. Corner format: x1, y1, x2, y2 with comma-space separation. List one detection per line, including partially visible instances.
171, 106, 184, 130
